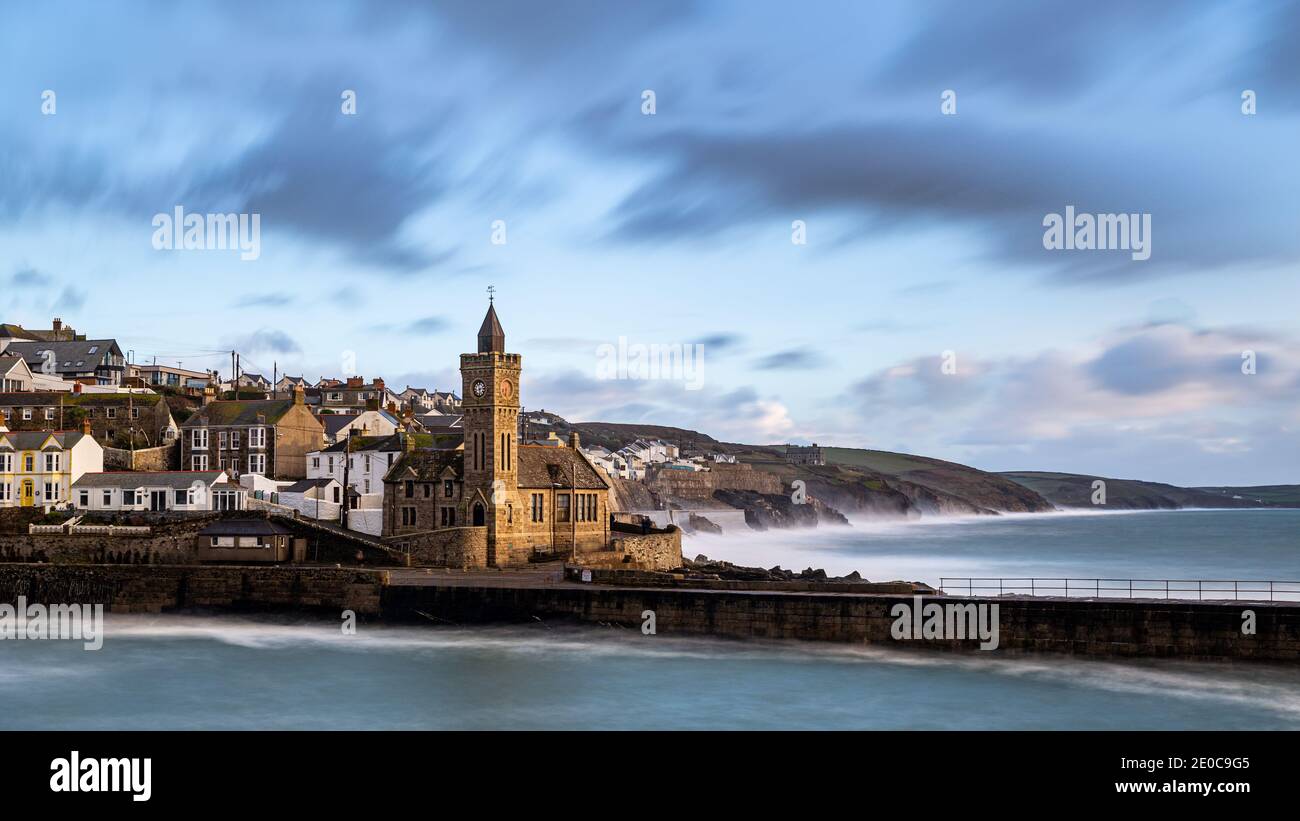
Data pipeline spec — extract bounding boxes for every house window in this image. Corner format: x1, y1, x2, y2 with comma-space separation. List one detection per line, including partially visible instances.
363, 479, 370, 494
22, 408, 31, 420
191, 428, 208, 450
311, 457, 320, 470
102, 490, 112, 506
423, 483, 431, 498
192, 454, 208, 471
106, 407, 116, 419
23, 455, 34, 472
557, 494, 570, 523
44, 453, 60, 472
44, 408, 54, 420
123, 490, 136, 506
440, 507, 455, 527
0, 483, 9, 502
248, 454, 266, 475
131, 407, 140, 419
401, 507, 417, 526
175, 490, 187, 505
249, 427, 266, 448
219, 431, 228, 449
0, 454, 10, 472
231, 431, 241, 448
405, 480, 414, 498
43, 482, 55, 500
531, 493, 544, 522
443, 479, 454, 498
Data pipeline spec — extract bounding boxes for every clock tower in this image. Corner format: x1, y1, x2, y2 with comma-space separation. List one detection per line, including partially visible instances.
460, 297, 521, 565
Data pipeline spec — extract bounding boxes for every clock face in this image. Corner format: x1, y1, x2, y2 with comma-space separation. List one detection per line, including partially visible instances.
499, 380, 513, 399
472, 379, 486, 398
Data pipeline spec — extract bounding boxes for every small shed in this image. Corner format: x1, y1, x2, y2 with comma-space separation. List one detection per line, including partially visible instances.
196, 518, 295, 563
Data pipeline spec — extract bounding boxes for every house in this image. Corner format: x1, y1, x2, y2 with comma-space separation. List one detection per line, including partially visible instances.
307, 431, 460, 535
0, 421, 104, 508
71, 470, 245, 512
413, 412, 462, 431
784, 444, 825, 466
319, 409, 400, 443
1, 339, 127, 385
317, 376, 402, 413
0, 390, 178, 448
235, 372, 270, 390
275, 374, 307, 394
195, 518, 296, 563
131, 364, 215, 395
1, 355, 33, 392
0, 318, 83, 343
180, 386, 324, 479
276, 477, 343, 521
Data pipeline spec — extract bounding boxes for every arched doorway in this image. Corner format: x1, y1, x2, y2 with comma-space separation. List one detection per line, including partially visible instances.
472, 502, 485, 527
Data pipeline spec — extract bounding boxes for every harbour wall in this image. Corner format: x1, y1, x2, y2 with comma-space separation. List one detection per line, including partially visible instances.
0, 563, 1293, 661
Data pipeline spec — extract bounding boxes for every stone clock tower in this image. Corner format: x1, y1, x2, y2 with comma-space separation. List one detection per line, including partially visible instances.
460, 298, 521, 565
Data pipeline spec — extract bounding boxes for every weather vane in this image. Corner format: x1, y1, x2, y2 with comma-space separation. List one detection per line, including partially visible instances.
487, 285, 496, 304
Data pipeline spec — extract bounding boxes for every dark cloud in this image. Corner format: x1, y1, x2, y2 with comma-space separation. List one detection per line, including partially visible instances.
405, 316, 450, 336
694, 333, 743, 352
231, 329, 301, 356
754, 348, 825, 370
234, 293, 295, 308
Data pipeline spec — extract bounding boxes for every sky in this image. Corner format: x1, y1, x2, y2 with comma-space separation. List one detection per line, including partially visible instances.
1, 1, 1297, 486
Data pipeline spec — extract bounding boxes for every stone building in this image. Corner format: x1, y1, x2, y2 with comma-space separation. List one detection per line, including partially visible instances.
180, 386, 323, 479
381, 302, 617, 566
0, 390, 177, 448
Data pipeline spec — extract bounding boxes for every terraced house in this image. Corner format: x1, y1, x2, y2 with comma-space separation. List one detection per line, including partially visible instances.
0, 338, 127, 385
180, 387, 323, 479
0, 421, 104, 508
0, 391, 177, 448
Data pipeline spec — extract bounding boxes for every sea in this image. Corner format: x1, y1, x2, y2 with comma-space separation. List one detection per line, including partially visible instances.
2, 509, 1297, 730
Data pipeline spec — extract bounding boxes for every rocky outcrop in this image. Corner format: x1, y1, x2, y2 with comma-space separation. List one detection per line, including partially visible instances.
710, 489, 848, 530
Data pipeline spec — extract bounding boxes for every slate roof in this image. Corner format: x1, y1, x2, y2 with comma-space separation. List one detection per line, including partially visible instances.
281, 478, 339, 493
321, 413, 360, 436
416, 414, 462, 429
517, 445, 609, 489
3, 339, 122, 373
0, 430, 90, 451
182, 399, 300, 427
72, 470, 228, 489
383, 449, 464, 483
197, 519, 292, 536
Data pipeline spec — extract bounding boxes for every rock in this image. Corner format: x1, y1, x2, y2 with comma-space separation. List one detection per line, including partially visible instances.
693, 554, 710, 563
843, 570, 862, 581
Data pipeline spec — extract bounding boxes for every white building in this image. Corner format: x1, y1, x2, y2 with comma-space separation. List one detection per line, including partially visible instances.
306, 432, 410, 535
0, 424, 103, 508
71, 470, 244, 512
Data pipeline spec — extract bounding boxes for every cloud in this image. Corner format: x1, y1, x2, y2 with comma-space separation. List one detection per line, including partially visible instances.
234, 293, 295, 308
404, 316, 450, 336
230, 329, 302, 356
754, 347, 825, 370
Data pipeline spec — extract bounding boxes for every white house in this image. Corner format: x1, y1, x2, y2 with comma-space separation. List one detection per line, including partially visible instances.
306, 432, 413, 535
277, 477, 343, 521
71, 470, 245, 512
319, 409, 400, 444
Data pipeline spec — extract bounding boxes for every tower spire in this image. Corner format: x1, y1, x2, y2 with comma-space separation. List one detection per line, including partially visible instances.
477, 295, 505, 353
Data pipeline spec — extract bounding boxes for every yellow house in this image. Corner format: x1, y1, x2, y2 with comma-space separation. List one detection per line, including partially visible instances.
0, 422, 104, 508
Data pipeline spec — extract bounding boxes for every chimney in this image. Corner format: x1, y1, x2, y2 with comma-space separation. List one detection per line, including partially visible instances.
386, 401, 397, 414
72, 382, 83, 394
404, 431, 417, 454
373, 377, 384, 390
292, 385, 305, 406
346, 376, 363, 389
569, 431, 581, 449
202, 386, 215, 406
81, 417, 92, 436
52, 318, 62, 334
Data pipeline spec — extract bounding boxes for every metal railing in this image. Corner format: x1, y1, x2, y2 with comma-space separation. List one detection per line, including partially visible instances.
939, 577, 1300, 602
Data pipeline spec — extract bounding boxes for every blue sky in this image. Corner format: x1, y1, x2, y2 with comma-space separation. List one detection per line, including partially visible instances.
2, 1, 1297, 486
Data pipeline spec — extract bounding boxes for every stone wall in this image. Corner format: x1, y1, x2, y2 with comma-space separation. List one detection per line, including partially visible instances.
0, 513, 220, 564
595, 527, 682, 571
102, 443, 178, 471
0, 564, 386, 614
645, 462, 782, 500
387, 526, 487, 569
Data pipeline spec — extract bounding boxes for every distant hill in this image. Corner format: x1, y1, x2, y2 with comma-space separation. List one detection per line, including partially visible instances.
1000, 471, 1299, 509
570, 421, 718, 452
